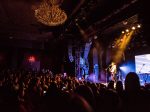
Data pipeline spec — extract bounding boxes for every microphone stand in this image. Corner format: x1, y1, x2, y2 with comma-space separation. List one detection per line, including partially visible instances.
138, 64, 145, 74
138, 64, 146, 84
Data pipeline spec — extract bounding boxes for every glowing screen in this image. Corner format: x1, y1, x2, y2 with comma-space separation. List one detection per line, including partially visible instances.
135, 54, 150, 74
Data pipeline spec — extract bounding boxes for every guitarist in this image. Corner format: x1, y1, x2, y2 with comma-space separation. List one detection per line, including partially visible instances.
107, 62, 117, 82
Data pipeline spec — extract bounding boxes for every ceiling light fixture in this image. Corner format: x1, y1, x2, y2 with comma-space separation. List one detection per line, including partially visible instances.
34, 0, 67, 26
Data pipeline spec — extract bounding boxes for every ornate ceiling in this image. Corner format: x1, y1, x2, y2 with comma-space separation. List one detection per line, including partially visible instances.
0, 0, 145, 50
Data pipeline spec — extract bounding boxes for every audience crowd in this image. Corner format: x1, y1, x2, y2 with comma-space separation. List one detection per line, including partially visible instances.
0, 69, 150, 112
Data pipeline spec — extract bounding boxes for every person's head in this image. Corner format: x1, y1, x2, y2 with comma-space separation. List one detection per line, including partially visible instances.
107, 81, 114, 90
111, 62, 115, 65
68, 94, 93, 112
116, 81, 123, 92
125, 72, 140, 92
74, 85, 95, 109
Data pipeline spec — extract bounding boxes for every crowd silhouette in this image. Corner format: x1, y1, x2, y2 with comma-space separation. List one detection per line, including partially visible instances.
0, 69, 150, 112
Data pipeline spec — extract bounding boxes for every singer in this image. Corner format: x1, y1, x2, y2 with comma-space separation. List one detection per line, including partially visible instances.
107, 62, 117, 82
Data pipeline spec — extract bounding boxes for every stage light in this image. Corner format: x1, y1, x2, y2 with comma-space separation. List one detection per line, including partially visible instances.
120, 66, 128, 72
122, 31, 125, 34
137, 24, 141, 28
113, 31, 133, 63
125, 29, 129, 32
132, 26, 136, 30
119, 62, 135, 82
120, 62, 135, 74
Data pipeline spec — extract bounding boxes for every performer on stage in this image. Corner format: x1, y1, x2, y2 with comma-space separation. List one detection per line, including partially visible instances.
106, 62, 117, 82
109, 62, 117, 82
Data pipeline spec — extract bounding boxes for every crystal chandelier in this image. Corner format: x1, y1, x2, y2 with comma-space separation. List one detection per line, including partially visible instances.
34, 0, 67, 26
